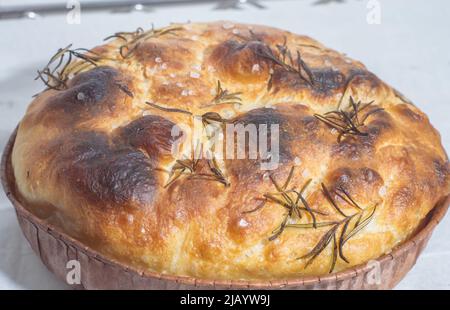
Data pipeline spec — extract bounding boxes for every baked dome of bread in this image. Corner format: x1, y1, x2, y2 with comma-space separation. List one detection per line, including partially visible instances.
11, 21, 449, 280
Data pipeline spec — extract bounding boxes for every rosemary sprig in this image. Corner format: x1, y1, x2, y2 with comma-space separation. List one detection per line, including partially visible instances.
35, 44, 106, 92
188, 155, 230, 187
144, 102, 229, 128
314, 96, 384, 142
204, 80, 242, 107
116, 82, 134, 98
103, 27, 144, 42
145, 101, 193, 115
144, 101, 229, 187
105, 25, 183, 59
201, 111, 229, 127
163, 143, 201, 188
255, 37, 315, 88
164, 146, 229, 188
295, 183, 378, 273
244, 166, 324, 241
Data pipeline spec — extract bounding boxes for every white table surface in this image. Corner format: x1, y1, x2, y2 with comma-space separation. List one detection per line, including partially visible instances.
0, 0, 449, 290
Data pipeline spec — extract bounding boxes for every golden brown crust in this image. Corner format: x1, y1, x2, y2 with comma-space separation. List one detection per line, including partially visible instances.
11, 21, 449, 280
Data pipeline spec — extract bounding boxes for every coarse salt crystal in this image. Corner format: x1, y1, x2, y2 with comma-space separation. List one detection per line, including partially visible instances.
181, 89, 189, 96
127, 214, 134, 223
252, 63, 260, 73
232, 29, 240, 35
190, 71, 201, 78
169, 73, 177, 78
294, 157, 302, 166
176, 82, 184, 87
155, 57, 162, 63
76, 92, 85, 101
238, 218, 249, 227
160, 63, 168, 70
379, 186, 387, 197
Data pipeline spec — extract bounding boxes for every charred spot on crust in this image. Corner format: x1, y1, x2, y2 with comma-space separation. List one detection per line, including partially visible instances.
269, 67, 346, 95
208, 39, 271, 80
393, 104, 425, 122
228, 107, 293, 163
54, 131, 157, 207
269, 69, 309, 92
433, 159, 449, 186
326, 167, 383, 203
40, 66, 130, 124
330, 109, 392, 159
225, 106, 321, 183
136, 40, 194, 72
311, 68, 346, 94
391, 186, 415, 211
331, 139, 374, 160
114, 115, 177, 162
345, 69, 383, 90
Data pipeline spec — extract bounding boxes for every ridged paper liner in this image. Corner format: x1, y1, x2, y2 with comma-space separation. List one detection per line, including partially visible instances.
2, 127, 449, 289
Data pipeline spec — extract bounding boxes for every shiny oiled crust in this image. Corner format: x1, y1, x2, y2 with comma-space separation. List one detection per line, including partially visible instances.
11, 21, 449, 280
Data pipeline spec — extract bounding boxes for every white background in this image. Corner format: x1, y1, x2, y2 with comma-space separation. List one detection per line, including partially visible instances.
0, 0, 449, 289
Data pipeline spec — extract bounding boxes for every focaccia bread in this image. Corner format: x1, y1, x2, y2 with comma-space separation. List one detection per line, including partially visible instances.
11, 21, 449, 280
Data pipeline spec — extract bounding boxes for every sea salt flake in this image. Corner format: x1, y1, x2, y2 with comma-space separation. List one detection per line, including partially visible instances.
181, 89, 189, 96
294, 157, 301, 166
176, 82, 184, 87
76, 92, 85, 101
160, 62, 168, 70
238, 218, 249, 228
155, 57, 162, 63
379, 186, 387, 197
252, 63, 260, 73
302, 169, 310, 178
232, 29, 240, 35
127, 214, 134, 224
190, 71, 201, 78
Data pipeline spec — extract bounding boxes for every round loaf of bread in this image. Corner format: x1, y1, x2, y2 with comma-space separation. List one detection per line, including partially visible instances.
11, 21, 449, 280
